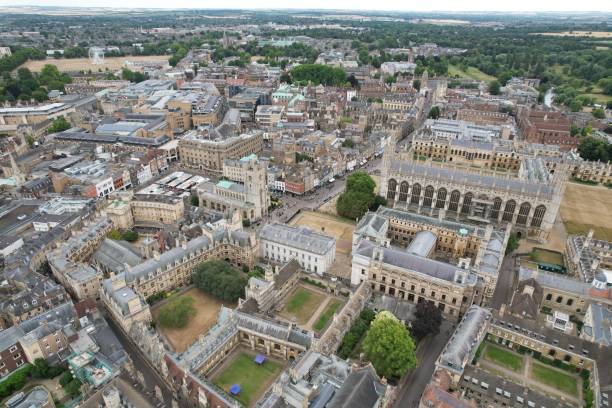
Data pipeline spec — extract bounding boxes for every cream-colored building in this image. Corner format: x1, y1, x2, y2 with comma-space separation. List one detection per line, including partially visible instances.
179, 130, 263, 174
104, 198, 134, 229
120, 222, 256, 299
382, 141, 567, 242
131, 194, 184, 226
47, 217, 113, 300
351, 207, 508, 320
100, 274, 152, 333
104, 193, 184, 229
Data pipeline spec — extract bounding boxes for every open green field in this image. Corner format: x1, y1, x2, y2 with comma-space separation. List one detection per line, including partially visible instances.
280, 287, 325, 325
484, 345, 523, 372
449, 65, 496, 82
580, 92, 612, 104
213, 352, 283, 407
529, 248, 564, 266
313, 299, 343, 331
531, 363, 579, 395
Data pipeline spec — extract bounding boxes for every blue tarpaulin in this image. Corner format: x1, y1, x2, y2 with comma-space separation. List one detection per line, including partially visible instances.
230, 384, 241, 395
254, 354, 266, 365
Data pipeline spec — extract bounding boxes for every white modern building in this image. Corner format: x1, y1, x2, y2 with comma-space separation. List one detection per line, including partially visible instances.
259, 223, 336, 275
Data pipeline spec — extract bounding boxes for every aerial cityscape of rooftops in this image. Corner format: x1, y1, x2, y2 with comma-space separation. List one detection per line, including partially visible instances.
0, 4, 611, 408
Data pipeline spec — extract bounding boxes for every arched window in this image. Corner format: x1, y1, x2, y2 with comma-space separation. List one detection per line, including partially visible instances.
491, 197, 502, 220
398, 181, 409, 202
531, 205, 546, 228
461, 192, 473, 215
502, 200, 516, 222
517, 202, 531, 225
423, 185, 435, 207
387, 179, 397, 200
410, 183, 421, 205
436, 188, 447, 209
448, 190, 461, 212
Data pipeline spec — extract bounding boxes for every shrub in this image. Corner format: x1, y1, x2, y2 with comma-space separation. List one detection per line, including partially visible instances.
337, 309, 375, 359
0, 364, 32, 399
121, 230, 138, 242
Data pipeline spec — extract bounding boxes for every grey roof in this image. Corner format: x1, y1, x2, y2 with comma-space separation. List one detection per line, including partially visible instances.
354, 212, 388, 237
236, 311, 312, 349
19, 301, 76, 339
377, 207, 478, 236
518, 267, 596, 297
0, 326, 26, 351
585, 303, 612, 347
327, 365, 383, 408
68, 265, 100, 283
354, 239, 477, 286
124, 234, 211, 284
260, 223, 336, 256
102, 278, 140, 317
93, 238, 142, 273
55, 130, 170, 147
439, 305, 491, 374
9, 386, 52, 408
389, 161, 554, 198
406, 230, 437, 257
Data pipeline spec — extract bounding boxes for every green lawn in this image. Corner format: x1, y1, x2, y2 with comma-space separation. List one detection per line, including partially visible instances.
448, 65, 497, 82
484, 345, 523, 372
313, 299, 343, 331
529, 248, 565, 266
531, 363, 578, 395
213, 353, 283, 407
280, 287, 326, 324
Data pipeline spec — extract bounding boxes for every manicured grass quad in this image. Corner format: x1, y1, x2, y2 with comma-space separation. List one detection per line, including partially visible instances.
281, 287, 325, 324
213, 353, 283, 406
313, 299, 343, 331
531, 363, 579, 395
484, 344, 523, 372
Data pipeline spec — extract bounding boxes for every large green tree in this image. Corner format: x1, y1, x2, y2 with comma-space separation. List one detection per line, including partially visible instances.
363, 311, 417, 379
192, 260, 246, 302
156, 295, 196, 328
289, 64, 347, 86
488, 80, 501, 95
337, 171, 385, 220
578, 137, 611, 163
410, 302, 442, 341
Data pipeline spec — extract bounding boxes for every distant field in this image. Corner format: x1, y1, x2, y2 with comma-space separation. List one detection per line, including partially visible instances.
418, 19, 471, 26
580, 92, 612, 104
535, 31, 612, 38
19, 55, 169, 73
561, 182, 612, 241
448, 65, 496, 82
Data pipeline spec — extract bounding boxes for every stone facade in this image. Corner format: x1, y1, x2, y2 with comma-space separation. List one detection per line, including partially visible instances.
198, 154, 270, 222
380, 143, 567, 242
179, 131, 263, 174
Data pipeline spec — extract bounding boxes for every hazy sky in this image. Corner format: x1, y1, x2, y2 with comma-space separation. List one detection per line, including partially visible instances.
1, 0, 611, 12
